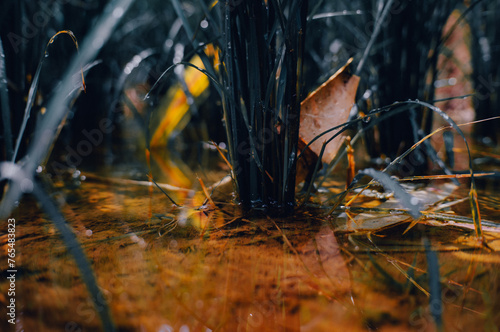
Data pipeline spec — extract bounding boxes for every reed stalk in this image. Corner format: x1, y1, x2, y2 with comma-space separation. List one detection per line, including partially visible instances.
218, 0, 308, 215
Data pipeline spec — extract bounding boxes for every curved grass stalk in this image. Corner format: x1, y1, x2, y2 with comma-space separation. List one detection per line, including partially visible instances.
0, 0, 135, 220
11, 30, 85, 163
343, 100, 485, 240
146, 61, 223, 100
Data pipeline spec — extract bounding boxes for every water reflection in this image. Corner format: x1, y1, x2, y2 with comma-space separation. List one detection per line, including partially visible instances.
1, 157, 499, 330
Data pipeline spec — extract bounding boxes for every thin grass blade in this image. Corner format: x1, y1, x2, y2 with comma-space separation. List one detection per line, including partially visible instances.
358, 168, 422, 219
424, 238, 443, 332
0, 0, 135, 219
11, 30, 84, 163
0, 38, 13, 160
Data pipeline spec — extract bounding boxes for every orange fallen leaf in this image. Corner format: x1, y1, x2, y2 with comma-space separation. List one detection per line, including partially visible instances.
299, 58, 360, 164
296, 136, 320, 184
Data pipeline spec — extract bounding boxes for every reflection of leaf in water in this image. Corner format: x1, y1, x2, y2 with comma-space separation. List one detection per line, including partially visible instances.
299, 225, 352, 292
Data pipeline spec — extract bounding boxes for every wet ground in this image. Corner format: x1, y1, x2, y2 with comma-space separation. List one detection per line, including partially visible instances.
1, 151, 500, 332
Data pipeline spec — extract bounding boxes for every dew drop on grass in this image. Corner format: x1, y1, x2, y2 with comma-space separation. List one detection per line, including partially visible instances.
112, 7, 125, 18
410, 196, 420, 206
20, 178, 34, 193
164, 39, 173, 49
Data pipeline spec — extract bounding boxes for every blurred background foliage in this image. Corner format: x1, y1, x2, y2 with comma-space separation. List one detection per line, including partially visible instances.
1, 0, 499, 182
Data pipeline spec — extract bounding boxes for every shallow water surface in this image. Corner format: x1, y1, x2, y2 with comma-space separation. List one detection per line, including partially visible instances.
1, 166, 500, 331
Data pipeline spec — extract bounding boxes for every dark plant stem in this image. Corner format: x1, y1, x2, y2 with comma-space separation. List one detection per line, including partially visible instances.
0, 38, 13, 160
219, 0, 308, 216
361, 0, 458, 174
468, 1, 500, 144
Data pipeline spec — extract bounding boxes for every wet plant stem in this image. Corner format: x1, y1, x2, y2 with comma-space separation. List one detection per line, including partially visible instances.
219, 0, 308, 215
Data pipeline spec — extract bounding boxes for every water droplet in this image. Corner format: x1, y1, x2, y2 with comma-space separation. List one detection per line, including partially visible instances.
362, 116, 371, 123
158, 324, 174, 332
20, 178, 34, 193
164, 39, 173, 49
112, 7, 124, 18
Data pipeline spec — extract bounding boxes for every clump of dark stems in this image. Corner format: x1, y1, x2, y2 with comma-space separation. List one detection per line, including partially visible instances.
356, 0, 460, 175
0, 1, 491, 329
216, 1, 308, 215
168, 0, 309, 215
467, 1, 500, 145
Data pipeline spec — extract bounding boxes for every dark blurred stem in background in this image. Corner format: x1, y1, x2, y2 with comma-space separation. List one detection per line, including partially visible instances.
468, 1, 500, 145
219, 0, 308, 215
361, 0, 459, 174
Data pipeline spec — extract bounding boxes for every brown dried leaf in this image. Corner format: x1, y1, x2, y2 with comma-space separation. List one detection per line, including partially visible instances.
299, 58, 360, 163
296, 136, 321, 184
